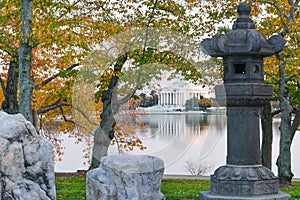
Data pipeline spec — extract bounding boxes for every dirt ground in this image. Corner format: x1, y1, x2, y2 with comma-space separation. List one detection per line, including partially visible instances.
55, 170, 88, 178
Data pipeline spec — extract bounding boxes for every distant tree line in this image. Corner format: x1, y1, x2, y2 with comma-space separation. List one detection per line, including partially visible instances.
138, 91, 158, 107
185, 96, 212, 111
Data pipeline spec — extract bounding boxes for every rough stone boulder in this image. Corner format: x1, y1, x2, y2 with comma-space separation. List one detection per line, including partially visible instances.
86, 154, 165, 200
0, 111, 56, 200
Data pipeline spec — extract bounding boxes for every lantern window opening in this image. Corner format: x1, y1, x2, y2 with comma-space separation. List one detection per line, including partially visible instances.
234, 63, 246, 74
253, 64, 260, 73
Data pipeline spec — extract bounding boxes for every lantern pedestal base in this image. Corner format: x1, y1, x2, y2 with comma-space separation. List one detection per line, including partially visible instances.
199, 165, 291, 200
199, 191, 291, 200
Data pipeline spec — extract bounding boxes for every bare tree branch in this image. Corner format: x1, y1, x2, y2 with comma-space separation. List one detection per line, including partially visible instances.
265, 72, 280, 84
116, 71, 141, 108
34, 63, 79, 89
288, 0, 294, 6
37, 98, 70, 114
260, 0, 289, 20
259, 0, 299, 37
285, 74, 297, 83
41, 63, 79, 86
114, 129, 123, 154
0, 77, 7, 99
73, 105, 98, 127
97, 1, 113, 22
280, 0, 300, 37
141, 0, 158, 56
50, 105, 96, 136
0, 30, 19, 54
290, 0, 300, 19
59, 106, 75, 124
102, 0, 158, 116
117, 85, 139, 107
271, 109, 282, 117
114, 0, 158, 110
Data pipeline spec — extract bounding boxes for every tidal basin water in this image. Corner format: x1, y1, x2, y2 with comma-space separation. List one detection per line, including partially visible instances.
54, 113, 300, 178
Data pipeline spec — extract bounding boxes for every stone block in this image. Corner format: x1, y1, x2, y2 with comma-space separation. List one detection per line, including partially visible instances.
86, 154, 165, 200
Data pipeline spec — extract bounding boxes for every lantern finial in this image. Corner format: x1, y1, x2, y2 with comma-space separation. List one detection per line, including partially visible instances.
233, 2, 255, 30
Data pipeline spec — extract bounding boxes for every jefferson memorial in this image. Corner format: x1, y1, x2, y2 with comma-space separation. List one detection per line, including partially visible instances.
158, 79, 211, 106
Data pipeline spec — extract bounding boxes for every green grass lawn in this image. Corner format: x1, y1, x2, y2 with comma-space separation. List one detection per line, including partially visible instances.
56, 176, 86, 200
161, 179, 210, 199
280, 181, 300, 199
56, 176, 300, 200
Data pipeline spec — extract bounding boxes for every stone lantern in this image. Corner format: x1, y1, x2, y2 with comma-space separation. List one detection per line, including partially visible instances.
199, 2, 291, 200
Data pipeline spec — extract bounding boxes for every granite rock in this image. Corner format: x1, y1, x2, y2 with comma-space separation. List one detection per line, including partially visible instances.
0, 111, 56, 200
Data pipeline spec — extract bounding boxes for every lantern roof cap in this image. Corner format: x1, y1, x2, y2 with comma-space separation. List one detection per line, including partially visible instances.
201, 2, 285, 57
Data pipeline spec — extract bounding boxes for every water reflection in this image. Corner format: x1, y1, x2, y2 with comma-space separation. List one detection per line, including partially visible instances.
138, 114, 225, 138
129, 114, 227, 174
54, 114, 300, 178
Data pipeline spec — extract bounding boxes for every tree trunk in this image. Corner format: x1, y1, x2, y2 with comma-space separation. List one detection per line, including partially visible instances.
89, 76, 118, 169
291, 108, 300, 143
89, 127, 113, 169
19, 0, 33, 123
261, 102, 273, 169
89, 56, 127, 169
274, 0, 299, 186
2, 59, 19, 114
276, 64, 293, 186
